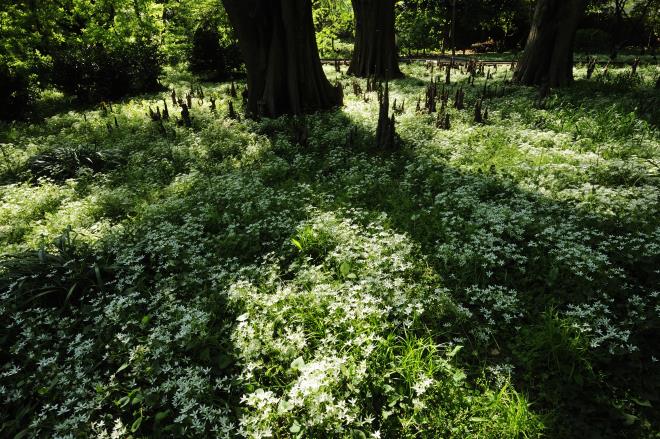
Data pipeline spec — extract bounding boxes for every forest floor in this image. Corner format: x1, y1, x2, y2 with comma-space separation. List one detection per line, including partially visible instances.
1, 60, 659, 438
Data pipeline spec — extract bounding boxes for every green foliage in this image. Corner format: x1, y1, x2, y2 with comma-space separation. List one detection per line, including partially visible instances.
27, 143, 125, 182
0, 62, 39, 121
0, 2, 50, 120
313, 0, 354, 58
515, 311, 593, 391
395, 0, 533, 55
46, 0, 163, 102
0, 60, 659, 438
0, 227, 114, 312
159, 0, 234, 64
396, 0, 448, 54
189, 21, 242, 80
51, 38, 162, 102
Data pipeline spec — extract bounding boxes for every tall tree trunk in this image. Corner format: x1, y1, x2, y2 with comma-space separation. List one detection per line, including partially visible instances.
450, 0, 457, 58
610, 0, 628, 59
514, 0, 585, 87
222, 0, 342, 118
348, 0, 402, 79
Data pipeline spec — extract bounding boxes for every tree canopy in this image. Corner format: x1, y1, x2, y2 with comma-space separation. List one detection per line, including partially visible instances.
1, 0, 657, 117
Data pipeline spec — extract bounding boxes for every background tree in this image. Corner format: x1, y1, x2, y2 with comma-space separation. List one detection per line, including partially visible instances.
159, 0, 238, 66
222, 0, 342, 118
454, 0, 533, 52
348, 0, 402, 79
188, 18, 242, 81
0, 2, 47, 120
49, 0, 162, 102
515, 0, 585, 87
396, 0, 447, 56
312, 0, 354, 58
634, 0, 659, 56
394, 0, 533, 56
611, 0, 629, 58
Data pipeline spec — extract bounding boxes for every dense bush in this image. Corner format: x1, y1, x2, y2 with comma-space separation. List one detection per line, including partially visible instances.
0, 62, 39, 121
51, 39, 162, 102
189, 22, 242, 80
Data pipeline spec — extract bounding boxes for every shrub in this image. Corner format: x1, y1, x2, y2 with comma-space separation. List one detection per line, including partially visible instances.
27, 144, 124, 182
0, 61, 38, 121
51, 39, 162, 103
0, 227, 114, 312
189, 21, 242, 81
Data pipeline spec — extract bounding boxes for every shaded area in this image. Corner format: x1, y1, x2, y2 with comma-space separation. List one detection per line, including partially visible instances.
0, 61, 658, 437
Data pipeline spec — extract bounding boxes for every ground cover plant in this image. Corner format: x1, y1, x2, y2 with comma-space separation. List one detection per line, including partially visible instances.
1, 56, 659, 439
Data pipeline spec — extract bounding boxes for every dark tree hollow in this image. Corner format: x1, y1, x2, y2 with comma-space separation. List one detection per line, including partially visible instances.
222, 0, 342, 118
349, 0, 402, 79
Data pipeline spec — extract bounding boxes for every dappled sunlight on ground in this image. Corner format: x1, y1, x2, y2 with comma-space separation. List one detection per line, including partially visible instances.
1, 60, 658, 437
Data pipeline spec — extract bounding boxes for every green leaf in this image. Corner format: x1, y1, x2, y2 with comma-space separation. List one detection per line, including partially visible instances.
289, 420, 301, 433
155, 411, 169, 423
237, 313, 249, 322
631, 398, 652, 408
94, 264, 103, 288
115, 396, 130, 408
340, 261, 351, 277
217, 354, 233, 369
131, 416, 143, 433
453, 370, 467, 382
290, 356, 305, 371
278, 399, 293, 414
291, 238, 303, 251
141, 315, 151, 326
61, 282, 78, 310
116, 363, 129, 374
447, 345, 463, 358
622, 413, 638, 426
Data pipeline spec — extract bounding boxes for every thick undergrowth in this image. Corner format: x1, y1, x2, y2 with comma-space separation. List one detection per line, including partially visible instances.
1, 60, 659, 438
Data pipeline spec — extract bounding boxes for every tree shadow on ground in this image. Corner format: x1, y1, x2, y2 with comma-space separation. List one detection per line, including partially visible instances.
236, 100, 659, 438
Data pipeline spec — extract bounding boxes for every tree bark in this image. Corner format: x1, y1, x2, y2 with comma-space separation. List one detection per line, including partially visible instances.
222, 0, 342, 118
348, 0, 402, 79
514, 0, 585, 88
610, 0, 628, 59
